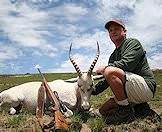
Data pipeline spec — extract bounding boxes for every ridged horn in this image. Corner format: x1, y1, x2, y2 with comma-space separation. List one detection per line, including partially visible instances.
88, 41, 100, 74
69, 43, 82, 77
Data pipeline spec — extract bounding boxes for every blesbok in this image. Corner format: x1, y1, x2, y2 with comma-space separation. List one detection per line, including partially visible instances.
0, 42, 102, 117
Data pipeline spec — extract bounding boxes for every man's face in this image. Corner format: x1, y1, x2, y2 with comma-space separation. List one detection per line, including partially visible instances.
108, 23, 126, 45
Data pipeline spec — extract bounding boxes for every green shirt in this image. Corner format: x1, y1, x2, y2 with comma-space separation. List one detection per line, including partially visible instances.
108, 38, 156, 94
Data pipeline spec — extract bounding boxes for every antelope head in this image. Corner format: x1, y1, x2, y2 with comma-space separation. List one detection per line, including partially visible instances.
68, 42, 100, 111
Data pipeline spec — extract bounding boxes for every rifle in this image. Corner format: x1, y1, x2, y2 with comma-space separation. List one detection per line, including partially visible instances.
36, 68, 70, 131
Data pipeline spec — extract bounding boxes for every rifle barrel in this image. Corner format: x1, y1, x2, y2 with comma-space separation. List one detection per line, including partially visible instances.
37, 68, 45, 81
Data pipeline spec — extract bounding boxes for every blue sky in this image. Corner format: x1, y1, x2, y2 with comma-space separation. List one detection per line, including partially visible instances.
0, 0, 162, 74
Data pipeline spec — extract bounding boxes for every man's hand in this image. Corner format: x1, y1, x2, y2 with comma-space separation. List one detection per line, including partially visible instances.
96, 66, 107, 75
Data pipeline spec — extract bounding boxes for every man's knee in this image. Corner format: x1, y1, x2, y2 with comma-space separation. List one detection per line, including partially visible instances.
104, 67, 126, 83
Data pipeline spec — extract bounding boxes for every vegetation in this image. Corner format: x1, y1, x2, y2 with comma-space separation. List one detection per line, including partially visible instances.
0, 70, 162, 131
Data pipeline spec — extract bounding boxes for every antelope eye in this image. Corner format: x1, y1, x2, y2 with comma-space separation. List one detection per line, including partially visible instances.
87, 88, 92, 92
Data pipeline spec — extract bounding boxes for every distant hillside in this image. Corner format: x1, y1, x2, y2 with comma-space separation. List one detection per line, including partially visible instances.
153, 69, 162, 73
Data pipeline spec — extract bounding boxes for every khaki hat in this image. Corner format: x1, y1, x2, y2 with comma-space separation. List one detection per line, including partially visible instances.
105, 19, 125, 30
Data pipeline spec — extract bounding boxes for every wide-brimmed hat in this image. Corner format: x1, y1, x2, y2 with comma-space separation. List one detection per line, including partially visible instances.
105, 19, 125, 30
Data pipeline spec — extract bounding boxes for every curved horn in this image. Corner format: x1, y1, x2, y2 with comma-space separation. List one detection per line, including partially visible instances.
88, 41, 100, 74
69, 43, 82, 77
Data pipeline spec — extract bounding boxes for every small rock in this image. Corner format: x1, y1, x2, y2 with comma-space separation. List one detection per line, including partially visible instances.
80, 123, 91, 132
101, 126, 115, 132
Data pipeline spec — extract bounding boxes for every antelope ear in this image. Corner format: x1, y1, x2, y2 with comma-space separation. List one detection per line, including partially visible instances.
93, 75, 104, 80
64, 77, 78, 83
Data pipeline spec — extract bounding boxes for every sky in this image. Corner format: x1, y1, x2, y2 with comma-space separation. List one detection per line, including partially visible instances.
0, 0, 162, 74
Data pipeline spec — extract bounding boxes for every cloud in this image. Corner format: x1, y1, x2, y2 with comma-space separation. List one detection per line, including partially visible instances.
0, 46, 22, 61
97, 0, 136, 22
0, 45, 23, 74
0, 0, 162, 74
127, 0, 162, 50
148, 53, 162, 69
53, 3, 88, 19
46, 3, 89, 37
0, 1, 57, 57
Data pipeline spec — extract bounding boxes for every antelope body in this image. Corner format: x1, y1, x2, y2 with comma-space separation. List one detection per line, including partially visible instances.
0, 42, 102, 116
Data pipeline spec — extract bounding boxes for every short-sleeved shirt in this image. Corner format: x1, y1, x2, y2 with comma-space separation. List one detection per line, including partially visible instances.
108, 38, 156, 94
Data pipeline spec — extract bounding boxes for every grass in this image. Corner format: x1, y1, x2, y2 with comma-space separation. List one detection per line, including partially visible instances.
7, 114, 26, 127
0, 70, 162, 131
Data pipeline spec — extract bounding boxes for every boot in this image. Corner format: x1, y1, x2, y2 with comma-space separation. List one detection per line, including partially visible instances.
134, 102, 161, 121
105, 104, 135, 125
134, 102, 151, 119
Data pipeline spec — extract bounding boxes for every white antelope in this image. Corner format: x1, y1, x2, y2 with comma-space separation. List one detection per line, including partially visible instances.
0, 42, 102, 116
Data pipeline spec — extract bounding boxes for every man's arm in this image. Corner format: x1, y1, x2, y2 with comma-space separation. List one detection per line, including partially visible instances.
92, 79, 109, 95
109, 39, 144, 72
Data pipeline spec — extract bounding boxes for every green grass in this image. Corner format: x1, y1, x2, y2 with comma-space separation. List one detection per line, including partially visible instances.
0, 70, 162, 131
0, 73, 77, 92
7, 114, 26, 127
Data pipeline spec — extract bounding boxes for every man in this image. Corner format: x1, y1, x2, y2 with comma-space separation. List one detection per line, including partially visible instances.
92, 19, 156, 124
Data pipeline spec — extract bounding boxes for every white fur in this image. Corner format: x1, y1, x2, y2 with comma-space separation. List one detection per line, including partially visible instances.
0, 74, 97, 116
0, 80, 77, 113
10, 107, 16, 115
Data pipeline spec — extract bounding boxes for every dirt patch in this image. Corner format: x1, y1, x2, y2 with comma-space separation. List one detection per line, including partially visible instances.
0, 108, 161, 132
